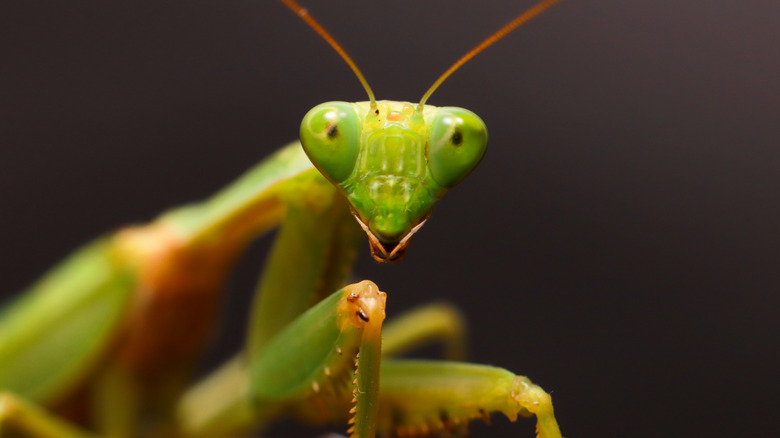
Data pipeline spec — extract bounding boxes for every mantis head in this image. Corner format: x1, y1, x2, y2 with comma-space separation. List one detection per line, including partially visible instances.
300, 101, 487, 262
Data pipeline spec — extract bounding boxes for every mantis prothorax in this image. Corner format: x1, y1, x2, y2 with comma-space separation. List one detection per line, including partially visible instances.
0, 1, 563, 437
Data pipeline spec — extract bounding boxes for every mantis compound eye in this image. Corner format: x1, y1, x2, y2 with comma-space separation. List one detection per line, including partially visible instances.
300, 101, 360, 184
427, 107, 488, 188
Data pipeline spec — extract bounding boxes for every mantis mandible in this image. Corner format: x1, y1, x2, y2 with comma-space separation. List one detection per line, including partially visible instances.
0, 0, 563, 437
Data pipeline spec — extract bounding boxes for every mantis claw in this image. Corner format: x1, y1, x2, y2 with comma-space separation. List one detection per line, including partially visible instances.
511, 377, 561, 438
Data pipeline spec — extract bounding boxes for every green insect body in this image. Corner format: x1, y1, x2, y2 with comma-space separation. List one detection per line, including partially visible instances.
0, 1, 565, 437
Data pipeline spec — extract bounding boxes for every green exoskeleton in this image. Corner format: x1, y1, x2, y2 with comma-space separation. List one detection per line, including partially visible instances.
0, 0, 563, 437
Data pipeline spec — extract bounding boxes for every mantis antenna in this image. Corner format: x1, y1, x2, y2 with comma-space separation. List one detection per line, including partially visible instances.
281, 0, 562, 111
417, 0, 563, 110
279, 0, 377, 108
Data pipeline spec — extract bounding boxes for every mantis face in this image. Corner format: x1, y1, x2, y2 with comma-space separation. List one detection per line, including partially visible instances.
300, 100, 488, 262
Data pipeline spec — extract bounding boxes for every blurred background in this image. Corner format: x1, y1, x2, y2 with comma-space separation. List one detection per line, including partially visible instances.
1, 0, 779, 436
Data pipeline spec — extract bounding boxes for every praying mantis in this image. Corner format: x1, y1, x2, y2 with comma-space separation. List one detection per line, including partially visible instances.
0, 0, 567, 436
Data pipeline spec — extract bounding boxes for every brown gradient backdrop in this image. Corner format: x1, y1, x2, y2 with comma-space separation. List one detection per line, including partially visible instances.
1, 1, 779, 436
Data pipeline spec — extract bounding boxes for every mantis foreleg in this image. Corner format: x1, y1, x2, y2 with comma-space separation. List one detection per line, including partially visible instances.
177, 282, 387, 438
376, 361, 560, 438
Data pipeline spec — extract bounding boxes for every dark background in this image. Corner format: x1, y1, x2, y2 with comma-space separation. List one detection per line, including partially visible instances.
2, 1, 779, 436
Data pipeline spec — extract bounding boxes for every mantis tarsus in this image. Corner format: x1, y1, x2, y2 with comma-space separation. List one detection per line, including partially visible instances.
0, 0, 565, 437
